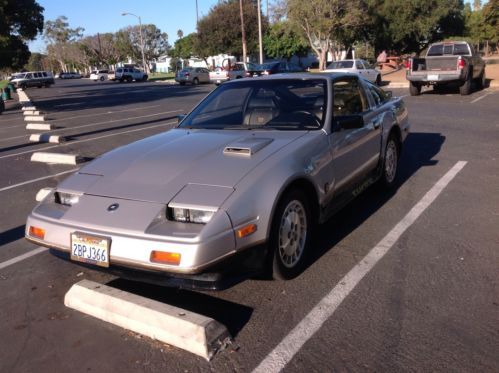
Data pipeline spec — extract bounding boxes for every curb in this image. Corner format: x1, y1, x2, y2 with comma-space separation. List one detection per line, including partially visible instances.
29, 134, 62, 143
65, 280, 231, 361
24, 115, 46, 121
31, 152, 80, 165
26, 123, 53, 130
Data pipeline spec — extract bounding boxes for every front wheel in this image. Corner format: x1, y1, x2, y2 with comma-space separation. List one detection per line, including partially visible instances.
477, 69, 486, 90
193, 77, 199, 85
378, 135, 400, 189
271, 189, 312, 280
100, 76, 105, 81
142, 75, 148, 81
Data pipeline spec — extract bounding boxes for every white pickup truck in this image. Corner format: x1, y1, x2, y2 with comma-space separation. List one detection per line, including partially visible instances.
115, 67, 148, 82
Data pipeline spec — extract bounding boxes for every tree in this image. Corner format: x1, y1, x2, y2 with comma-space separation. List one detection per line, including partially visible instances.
366, 0, 465, 55
196, 0, 268, 60
0, 0, 44, 70
264, 21, 309, 60
43, 16, 84, 70
119, 24, 170, 67
482, 0, 498, 35
24, 52, 45, 71
287, 0, 367, 69
177, 29, 184, 39
171, 33, 197, 59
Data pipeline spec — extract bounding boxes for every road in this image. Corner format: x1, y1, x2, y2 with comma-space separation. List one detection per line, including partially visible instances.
0, 79, 498, 372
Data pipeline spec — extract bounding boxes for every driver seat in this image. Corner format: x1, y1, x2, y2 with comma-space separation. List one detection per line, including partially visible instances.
244, 97, 279, 126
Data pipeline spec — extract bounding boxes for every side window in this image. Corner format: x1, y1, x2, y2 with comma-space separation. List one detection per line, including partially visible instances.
355, 60, 364, 69
42, 72, 47, 77
333, 78, 369, 116
26, 73, 33, 79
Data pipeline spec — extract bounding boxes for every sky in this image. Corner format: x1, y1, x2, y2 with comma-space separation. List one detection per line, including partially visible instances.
28, 0, 222, 53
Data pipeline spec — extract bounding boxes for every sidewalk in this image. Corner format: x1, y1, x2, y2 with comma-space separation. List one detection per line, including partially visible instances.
383, 63, 499, 89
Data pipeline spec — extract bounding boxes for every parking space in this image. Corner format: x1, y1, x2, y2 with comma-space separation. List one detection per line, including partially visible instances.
0, 81, 498, 372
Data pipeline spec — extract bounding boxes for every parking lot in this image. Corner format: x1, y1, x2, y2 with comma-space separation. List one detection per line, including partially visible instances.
1, 78, 498, 372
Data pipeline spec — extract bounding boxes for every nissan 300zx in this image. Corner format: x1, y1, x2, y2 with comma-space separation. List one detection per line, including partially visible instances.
26, 73, 409, 290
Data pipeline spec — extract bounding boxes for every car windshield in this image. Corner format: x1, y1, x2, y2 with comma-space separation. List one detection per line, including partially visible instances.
179, 79, 327, 130
260, 62, 279, 70
12, 73, 26, 79
327, 61, 354, 69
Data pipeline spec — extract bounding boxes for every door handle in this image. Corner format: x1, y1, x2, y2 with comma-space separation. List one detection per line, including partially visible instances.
373, 120, 381, 129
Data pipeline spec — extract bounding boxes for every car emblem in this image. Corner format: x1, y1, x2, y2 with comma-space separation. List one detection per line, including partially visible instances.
107, 203, 119, 212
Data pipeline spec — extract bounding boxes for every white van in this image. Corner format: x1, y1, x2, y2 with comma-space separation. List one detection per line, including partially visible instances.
90, 69, 109, 81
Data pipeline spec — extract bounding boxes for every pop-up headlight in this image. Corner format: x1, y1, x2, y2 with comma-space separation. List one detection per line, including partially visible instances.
54, 191, 80, 206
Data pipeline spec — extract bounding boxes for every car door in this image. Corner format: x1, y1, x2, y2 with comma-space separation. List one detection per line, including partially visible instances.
361, 60, 376, 82
329, 77, 382, 194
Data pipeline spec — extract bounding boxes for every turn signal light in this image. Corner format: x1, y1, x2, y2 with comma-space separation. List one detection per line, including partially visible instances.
150, 251, 181, 266
236, 223, 257, 238
29, 226, 45, 239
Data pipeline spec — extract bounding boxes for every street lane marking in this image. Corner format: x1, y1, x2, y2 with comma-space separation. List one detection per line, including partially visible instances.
0, 247, 47, 270
0, 168, 79, 192
253, 160, 467, 373
0, 110, 181, 143
470, 91, 494, 104
0, 120, 176, 160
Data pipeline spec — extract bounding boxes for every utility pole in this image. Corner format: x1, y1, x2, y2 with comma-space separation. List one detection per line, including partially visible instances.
257, 0, 263, 64
122, 12, 147, 73
195, 0, 199, 27
239, 0, 247, 63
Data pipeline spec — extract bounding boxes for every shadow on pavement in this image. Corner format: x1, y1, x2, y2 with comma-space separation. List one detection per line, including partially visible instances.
0, 225, 25, 246
108, 278, 253, 338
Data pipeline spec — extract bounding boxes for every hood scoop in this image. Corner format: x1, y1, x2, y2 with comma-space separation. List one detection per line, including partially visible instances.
223, 137, 274, 157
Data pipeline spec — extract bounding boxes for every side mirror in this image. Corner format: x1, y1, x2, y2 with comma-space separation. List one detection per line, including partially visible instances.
177, 114, 187, 124
333, 115, 364, 131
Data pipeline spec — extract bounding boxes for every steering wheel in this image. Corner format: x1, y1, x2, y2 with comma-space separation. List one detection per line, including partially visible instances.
291, 110, 321, 128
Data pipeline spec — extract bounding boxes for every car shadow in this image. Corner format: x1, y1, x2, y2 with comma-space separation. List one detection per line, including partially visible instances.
0, 225, 25, 246
304, 131, 446, 272
107, 278, 253, 338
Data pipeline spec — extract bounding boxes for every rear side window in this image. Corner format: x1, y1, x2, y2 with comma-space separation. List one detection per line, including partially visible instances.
117, 68, 123, 73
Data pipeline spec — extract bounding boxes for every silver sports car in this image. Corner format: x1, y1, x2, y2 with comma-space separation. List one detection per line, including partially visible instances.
26, 73, 409, 290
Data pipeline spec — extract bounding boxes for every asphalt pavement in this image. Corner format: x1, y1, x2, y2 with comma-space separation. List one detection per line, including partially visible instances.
0, 79, 498, 372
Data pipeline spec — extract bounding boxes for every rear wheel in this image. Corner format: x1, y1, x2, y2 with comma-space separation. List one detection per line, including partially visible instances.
142, 75, 148, 81
99, 76, 105, 81
378, 135, 400, 189
460, 70, 472, 95
409, 82, 421, 96
271, 189, 312, 280
193, 77, 199, 85
477, 69, 486, 90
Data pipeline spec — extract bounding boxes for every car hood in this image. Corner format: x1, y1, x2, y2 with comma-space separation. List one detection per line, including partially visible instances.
60, 128, 306, 204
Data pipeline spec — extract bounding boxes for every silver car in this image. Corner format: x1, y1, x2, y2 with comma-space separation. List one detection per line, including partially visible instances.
323, 59, 382, 85
26, 73, 409, 290
175, 67, 211, 85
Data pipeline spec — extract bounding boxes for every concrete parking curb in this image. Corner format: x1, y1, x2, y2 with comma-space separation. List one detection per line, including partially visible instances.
29, 134, 62, 143
26, 123, 53, 130
64, 280, 231, 360
22, 106, 36, 111
23, 110, 42, 116
24, 115, 46, 122
35, 187, 54, 202
31, 152, 80, 165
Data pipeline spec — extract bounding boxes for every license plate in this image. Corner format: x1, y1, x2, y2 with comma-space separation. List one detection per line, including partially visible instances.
427, 74, 439, 81
70, 232, 110, 267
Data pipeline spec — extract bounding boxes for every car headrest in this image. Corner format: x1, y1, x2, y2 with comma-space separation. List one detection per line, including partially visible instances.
248, 97, 276, 109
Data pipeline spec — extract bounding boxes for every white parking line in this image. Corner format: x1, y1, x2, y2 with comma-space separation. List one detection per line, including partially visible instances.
0, 168, 79, 192
0, 247, 47, 270
49, 104, 162, 122
0, 120, 176, 160
0, 110, 181, 143
470, 91, 494, 104
253, 160, 467, 373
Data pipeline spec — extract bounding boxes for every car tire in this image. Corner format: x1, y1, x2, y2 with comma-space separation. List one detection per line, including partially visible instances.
375, 74, 382, 86
127, 76, 133, 83
270, 189, 312, 280
409, 82, 421, 96
378, 134, 400, 189
179, 82, 186, 86
460, 69, 472, 95
477, 69, 486, 90
142, 75, 148, 82
193, 77, 199, 85
100, 76, 105, 81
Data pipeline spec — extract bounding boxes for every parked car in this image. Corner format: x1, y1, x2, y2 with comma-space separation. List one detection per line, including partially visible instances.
256, 61, 305, 75
26, 73, 409, 290
323, 59, 382, 85
10, 71, 55, 89
90, 69, 109, 82
406, 41, 486, 95
115, 67, 148, 82
59, 72, 82, 79
209, 67, 229, 85
227, 62, 260, 80
175, 67, 211, 85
